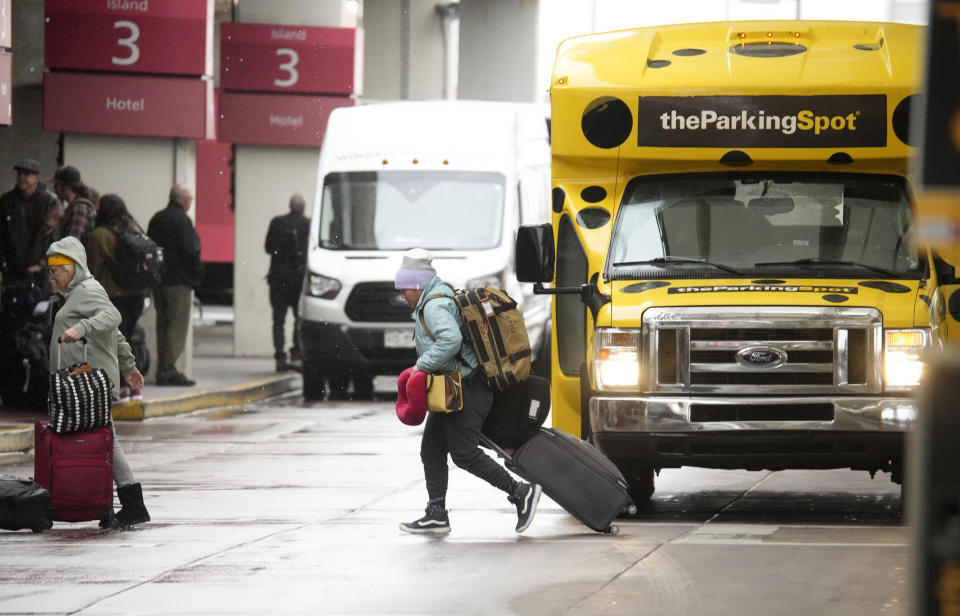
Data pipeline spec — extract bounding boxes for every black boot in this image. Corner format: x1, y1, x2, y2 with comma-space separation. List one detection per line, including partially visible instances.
111, 483, 151, 529
275, 352, 288, 372
399, 499, 450, 535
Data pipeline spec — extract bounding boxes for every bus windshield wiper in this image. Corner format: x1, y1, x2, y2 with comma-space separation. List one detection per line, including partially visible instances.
754, 258, 897, 277
612, 256, 742, 275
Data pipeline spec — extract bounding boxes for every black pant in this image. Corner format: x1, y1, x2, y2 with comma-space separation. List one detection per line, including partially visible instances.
269, 283, 300, 359
420, 376, 516, 501
111, 295, 145, 341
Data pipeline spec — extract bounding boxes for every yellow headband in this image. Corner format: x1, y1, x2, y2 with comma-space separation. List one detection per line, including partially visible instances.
47, 254, 74, 266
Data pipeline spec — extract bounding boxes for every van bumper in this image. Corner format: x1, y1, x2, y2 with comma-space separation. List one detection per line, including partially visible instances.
298, 320, 416, 376
588, 395, 912, 472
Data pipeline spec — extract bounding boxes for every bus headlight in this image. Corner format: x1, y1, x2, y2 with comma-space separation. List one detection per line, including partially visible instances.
884, 328, 930, 390
306, 273, 341, 299
593, 328, 641, 390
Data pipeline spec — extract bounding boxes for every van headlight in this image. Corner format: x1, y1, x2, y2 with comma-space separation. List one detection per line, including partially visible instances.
306, 273, 341, 299
884, 328, 930, 391
593, 328, 641, 390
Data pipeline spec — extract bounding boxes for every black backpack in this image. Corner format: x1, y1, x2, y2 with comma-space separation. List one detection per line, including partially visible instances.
111, 225, 163, 290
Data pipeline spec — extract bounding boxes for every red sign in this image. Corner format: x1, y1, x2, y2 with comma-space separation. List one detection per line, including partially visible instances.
196, 140, 234, 263
44, 72, 213, 139
45, 0, 211, 76
220, 23, 355, 95
1, 0, 10, 49
218, 91, 354, 147
0, 52, 10, 125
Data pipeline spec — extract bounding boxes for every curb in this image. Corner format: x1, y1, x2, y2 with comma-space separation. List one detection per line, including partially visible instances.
0, 373, 301, 455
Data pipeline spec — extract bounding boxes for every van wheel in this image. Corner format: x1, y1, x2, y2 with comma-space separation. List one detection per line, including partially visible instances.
302, 362, 326, 401
621, 464, 655, 503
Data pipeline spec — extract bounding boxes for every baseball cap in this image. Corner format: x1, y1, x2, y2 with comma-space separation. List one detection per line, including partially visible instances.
54, 166, 82, 184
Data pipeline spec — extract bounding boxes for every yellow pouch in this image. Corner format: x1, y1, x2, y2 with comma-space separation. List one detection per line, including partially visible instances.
426, 371, 464, 413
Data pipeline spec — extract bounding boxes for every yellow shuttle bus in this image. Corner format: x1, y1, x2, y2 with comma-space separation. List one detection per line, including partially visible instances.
515, 21, 960, 501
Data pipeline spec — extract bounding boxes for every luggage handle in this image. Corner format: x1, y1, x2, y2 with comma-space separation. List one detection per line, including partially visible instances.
479, 433, 513, 463
56, 337, 88, 370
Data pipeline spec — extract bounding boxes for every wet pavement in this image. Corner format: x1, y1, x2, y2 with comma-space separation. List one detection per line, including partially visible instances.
0, 393, 907, 615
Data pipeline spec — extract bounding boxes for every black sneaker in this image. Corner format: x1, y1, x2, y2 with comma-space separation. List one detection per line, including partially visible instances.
508, 482, 542, 534
399, 506, 451, 535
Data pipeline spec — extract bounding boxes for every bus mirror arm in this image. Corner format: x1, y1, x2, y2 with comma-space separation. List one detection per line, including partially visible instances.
532, 282, 610, 322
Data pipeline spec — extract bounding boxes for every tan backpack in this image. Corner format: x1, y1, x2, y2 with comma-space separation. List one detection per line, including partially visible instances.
418, 287, 531, 390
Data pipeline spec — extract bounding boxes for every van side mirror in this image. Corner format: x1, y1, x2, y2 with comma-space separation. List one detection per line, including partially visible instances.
516, 223, 555, 283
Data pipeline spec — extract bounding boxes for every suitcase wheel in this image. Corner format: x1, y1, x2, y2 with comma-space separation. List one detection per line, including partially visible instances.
627, 504, 637, 515
609, 524, 621, 535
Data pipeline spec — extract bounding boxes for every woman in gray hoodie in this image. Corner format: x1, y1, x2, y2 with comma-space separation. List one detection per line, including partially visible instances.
46, 235, 150, 529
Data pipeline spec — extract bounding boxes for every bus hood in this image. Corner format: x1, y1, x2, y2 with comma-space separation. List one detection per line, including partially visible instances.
607, 278, 926, 328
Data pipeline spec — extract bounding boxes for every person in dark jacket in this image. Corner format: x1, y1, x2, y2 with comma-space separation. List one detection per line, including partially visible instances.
395, 249, 542, 535
147, 184, 202, 387
264, 193, 309, 372
0, 159, 60, 324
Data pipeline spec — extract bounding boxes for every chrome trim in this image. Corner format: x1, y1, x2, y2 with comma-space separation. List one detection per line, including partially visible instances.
590, 395, 917, 434
691, 362, 832, 373
641, 306, 883, 395
692, 340, 832, 351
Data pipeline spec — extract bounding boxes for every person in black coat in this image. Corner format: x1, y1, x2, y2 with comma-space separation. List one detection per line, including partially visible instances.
264, 193, 309, 372
146, 184, 202, 386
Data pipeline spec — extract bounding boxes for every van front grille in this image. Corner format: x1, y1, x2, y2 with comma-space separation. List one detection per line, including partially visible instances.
642, 306, 882, 395
344, 282, 412, 323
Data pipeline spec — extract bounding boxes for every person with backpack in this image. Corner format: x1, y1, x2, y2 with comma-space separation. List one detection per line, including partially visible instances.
264, 193, 309, 373
394, 248, 542, 535
87, 194, 152, 400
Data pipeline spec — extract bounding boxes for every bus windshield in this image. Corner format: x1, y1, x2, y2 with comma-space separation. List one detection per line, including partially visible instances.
607, 174, 920, 279
318, 170, 505, 250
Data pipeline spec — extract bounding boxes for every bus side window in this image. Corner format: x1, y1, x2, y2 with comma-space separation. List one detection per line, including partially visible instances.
556, 214, 587, 375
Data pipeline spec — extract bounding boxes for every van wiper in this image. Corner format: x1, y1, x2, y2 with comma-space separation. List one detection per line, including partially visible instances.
754, 258, 897, 277
613, 256, 742, 274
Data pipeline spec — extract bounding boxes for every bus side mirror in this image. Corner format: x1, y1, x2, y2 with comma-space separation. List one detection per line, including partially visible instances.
516, 223, 555, 283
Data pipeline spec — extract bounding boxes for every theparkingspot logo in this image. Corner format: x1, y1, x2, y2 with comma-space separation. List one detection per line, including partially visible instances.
637, 95, 886, 148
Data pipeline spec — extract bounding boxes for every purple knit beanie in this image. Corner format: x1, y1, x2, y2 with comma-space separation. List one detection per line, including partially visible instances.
395, 248, 436, 290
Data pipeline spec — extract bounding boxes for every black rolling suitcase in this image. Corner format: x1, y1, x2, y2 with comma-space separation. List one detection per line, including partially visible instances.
0, 475, 53, 532
482, 428, 636, 534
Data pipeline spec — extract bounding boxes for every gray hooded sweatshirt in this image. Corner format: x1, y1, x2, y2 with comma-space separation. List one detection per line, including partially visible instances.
47, 236, 136, 400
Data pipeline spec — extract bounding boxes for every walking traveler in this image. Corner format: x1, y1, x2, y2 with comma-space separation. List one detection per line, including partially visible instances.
87, 194, 151, 399
147, 184, 202, 387
0, 158, 59, 319
52, 166, 98, 245
46, 236, 151, 528
264, 193, 309, 372
394, 248, 542, 535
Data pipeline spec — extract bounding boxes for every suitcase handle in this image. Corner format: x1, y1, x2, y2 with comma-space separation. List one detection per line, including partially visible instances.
56, 337, 88, 369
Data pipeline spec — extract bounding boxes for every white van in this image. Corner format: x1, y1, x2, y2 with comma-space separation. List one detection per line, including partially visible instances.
298, 100, 552, 400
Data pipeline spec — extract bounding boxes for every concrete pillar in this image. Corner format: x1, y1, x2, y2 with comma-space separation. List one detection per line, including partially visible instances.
231, 0, 353, 358
62, 135, 196, 380
363, 0, 445, 100
459, 0, 539, 102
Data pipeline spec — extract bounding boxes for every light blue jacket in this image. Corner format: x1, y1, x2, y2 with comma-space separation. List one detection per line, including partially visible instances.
412, 276, 479, 378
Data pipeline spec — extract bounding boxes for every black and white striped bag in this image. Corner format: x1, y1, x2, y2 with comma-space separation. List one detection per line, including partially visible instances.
47, 340, 113, 434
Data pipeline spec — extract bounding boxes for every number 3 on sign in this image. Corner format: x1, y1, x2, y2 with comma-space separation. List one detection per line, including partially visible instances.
112, 20, 140, 66
275, 48, 299, 87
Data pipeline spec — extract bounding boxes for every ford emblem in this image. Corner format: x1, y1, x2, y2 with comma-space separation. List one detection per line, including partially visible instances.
735, 346, 787, 369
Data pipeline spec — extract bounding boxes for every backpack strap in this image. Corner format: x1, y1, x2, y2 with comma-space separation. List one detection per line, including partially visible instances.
417, 293, 455, 342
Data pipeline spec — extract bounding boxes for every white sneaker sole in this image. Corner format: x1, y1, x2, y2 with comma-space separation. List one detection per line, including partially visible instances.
399, 523, 451, 535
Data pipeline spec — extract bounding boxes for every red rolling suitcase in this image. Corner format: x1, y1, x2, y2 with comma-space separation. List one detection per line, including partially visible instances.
34, 421, 114, 524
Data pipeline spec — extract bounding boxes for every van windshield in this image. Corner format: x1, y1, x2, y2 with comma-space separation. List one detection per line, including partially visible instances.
607, 173, 921, 279
318, 170, 505, 250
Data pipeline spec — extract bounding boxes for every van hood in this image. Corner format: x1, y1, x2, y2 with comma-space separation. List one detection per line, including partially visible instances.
606, 278, 927, 329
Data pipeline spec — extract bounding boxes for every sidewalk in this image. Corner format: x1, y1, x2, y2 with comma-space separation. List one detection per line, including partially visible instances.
0, 354, 302, 455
